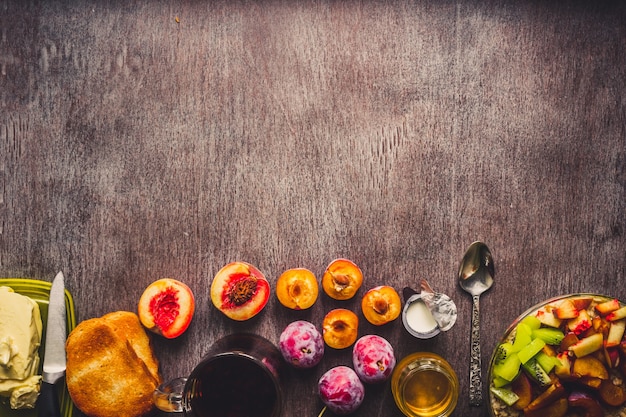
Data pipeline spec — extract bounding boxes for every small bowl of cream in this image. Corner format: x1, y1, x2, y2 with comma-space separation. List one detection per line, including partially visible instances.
402, 294, 441, 338
401, 282, 457, 339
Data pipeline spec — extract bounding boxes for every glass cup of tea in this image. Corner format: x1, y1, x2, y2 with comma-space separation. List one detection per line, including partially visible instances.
154, 333, 284, 417
391, 352, 459, 417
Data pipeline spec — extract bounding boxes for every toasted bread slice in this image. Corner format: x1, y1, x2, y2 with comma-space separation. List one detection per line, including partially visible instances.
101, 311, 161, 384
66, 313, 160, 417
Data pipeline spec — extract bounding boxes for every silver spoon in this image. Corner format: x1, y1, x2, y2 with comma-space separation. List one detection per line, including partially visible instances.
458, 241, 494, 407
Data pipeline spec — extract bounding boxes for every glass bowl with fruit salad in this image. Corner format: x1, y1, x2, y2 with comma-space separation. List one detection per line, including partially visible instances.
488, 294, 626, 417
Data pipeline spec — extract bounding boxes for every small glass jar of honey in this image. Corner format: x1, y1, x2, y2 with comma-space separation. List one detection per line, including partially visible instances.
391, 352, 459, 417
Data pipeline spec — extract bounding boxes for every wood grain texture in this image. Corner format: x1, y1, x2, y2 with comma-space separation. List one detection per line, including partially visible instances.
1, 1, 625, 416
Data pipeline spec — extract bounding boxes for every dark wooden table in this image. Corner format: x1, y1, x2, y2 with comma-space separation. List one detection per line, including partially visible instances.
1, 1, 625, 416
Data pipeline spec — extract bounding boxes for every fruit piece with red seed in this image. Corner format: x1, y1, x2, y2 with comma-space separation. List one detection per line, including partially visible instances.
567, 309, 592, 335
553, 299, 579, 320
595, 298, 620, 315
279, 320, 324, 369
210, 261, 270, 321
606, 305, 626, 321
138, 278, 195, 339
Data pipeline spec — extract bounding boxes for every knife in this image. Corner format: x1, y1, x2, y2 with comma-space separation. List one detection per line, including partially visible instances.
38, 271, 67, 417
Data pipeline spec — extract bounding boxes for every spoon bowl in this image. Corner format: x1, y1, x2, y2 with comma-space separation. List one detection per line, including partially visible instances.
458, 241, 494, 407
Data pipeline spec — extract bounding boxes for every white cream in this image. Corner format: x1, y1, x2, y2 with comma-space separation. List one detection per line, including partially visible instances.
405, 299, 438, 334
0, 286, 43, 409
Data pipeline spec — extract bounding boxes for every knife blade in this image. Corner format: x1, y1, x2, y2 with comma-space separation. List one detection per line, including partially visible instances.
38, 271, 67, 417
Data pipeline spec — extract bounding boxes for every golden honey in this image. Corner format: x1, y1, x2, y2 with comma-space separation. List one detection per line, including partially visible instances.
391, 352, 458, 417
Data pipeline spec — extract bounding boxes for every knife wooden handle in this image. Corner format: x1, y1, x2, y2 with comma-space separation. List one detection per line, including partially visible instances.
38, 381, 61, 417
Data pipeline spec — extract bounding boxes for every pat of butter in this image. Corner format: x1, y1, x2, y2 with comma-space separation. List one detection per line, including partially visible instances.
0, 286, 43, 409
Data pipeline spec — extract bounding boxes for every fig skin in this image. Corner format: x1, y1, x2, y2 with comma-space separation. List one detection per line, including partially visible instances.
138, 278, 195, 339
210, 261, 270, 321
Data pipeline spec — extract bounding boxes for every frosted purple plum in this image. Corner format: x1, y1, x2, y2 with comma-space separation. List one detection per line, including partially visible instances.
352, 334, 396, 383
279, 320, 324, 369
318, 366, 365, 415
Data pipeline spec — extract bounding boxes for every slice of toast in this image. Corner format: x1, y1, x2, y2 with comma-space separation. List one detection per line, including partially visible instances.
100, 311, 161, 385
65, 312, 161, 417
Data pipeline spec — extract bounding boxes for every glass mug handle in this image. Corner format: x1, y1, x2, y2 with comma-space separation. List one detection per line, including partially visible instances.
154, 377, 187, 413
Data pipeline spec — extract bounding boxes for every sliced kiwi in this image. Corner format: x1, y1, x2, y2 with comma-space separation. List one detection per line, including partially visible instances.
490, 386, 520, 406
522, 358, 552, 387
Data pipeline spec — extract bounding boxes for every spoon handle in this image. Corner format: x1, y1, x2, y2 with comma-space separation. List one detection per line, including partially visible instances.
469, 294, 483, 406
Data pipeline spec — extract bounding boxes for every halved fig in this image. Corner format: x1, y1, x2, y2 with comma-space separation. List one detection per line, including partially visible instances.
210, 261, 270, 321
138, 278, 195, 338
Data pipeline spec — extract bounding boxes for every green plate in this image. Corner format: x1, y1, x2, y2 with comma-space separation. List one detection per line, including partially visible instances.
0, 278, 77, 417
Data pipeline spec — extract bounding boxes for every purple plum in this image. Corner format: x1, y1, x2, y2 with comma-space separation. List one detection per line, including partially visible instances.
318, 366, 365, 415
352, 334, 396, 383
279, 320, 324, 369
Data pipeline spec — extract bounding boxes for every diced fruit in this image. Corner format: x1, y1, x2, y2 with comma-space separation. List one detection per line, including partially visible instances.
524, 397, 568, 417
360, 286, 401, 326
210, 262, 270, 321
322, 309, 359, 349
352, 335, 396, 383
512, 323, 533, 352
568, 391, 603, 417
536, 352, 560, 374
554, 299, 579, 320
510, 373, 533, 410
492, 375, 511, 388
493, 353, 522, 382
606, 305, 626, 321
518, 338, 546, 364
604, 346, 620, 368
490, 386, 519, 406
595, 298, 620, 316
536, 309, 563, 328
532, 328, 565, 345
568, 333, 604, 358
275, 268, 318, 310
559, 332, 579, 351
606, 319, 626, 347
494, 342, 516, 364
520, 315, 542, 330
579, 376, 603, 389
321, 258, 363, 300
138, 278, 195, 339
572, 297, 593, 311
318, 366, 365, 415
522, 358, 552, 387
598, 379, 626, 406
554, 352, 572, 379
571, 356, 609, 380
567, 309, 592, 335
524, 381, 566, 412
279, 321, 324, 369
